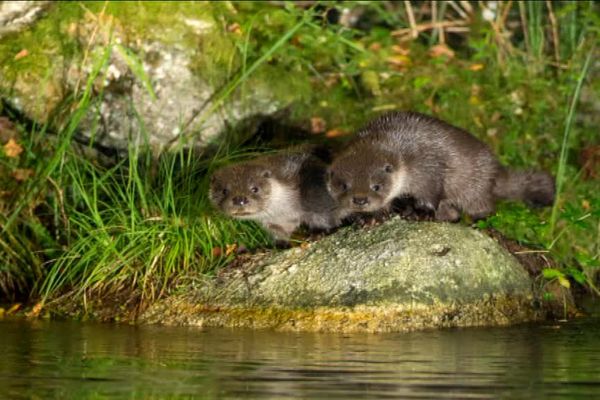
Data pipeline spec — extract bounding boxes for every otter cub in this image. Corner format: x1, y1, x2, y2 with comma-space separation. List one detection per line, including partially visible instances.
327, 111, 555, 221
210, 151, 344, 241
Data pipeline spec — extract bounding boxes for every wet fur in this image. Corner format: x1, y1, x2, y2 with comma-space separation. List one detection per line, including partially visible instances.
327, 111, 555, 221
210, 151, 345, 240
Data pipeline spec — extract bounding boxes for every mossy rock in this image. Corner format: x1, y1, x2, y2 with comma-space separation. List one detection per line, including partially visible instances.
0, 2, 304, 150
142, 217, 545, 332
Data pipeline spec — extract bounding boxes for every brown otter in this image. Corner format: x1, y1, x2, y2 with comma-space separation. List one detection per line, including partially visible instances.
209, 150, 346, 241
327, 111, 555, 221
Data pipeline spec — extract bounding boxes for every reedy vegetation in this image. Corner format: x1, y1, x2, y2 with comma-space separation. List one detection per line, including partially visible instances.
0, 1, 598, 310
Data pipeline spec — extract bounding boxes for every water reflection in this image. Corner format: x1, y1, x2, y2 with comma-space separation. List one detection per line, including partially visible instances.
1, 319, 599, 398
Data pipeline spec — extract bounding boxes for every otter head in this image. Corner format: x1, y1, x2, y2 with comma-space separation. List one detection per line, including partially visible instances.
209, 162, 274, 219
327, 147, 401, 214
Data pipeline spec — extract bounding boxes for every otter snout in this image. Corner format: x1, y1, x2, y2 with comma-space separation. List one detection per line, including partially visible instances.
352, 196, 370, 206
232, 196, 249, 206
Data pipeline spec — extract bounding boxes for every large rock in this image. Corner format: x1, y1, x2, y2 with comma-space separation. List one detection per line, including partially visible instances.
0, 1, 52, 39
0, 3, 294, 151
142, 217, 544, 332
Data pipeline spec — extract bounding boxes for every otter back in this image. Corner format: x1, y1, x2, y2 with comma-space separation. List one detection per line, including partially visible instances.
327, 111, 555, 221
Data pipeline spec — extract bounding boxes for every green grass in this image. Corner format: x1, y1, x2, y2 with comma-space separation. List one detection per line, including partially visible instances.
0, 1, 599, 310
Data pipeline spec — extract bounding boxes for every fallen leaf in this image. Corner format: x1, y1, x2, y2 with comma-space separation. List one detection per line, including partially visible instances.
558, 276, 571, 289
225, 243, 237, 257
469, 63, 485, 71
429, 44, 455, 59
227, 22, 242, 35
310, 117, 326, 134
325, 128, 348, 138
3, 138, 23, 158
300, 241, 310, 250
582, 200, 590, 211
391, 45, 410, 56
212, 247, 223, 257
26, 302, 43, 318
368, 42, 382, 52
7, 303, 21, 315
12, 168, 34, 181
0, 116, 18, 143
14, 49, 29, 60
386, 54, 411, 69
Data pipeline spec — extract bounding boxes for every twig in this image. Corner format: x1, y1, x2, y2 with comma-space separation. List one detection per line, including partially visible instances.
546, 0, 561, 65
447, 0, 469, 20
458, 0, 473, 14
404, 0, 419, 39
518, 1, 531, 57
47, 177, 69, 239
391, 20, 468, 37
431, 1, 446, 44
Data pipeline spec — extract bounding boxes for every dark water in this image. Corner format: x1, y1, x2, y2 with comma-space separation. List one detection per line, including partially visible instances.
1, 319, 599, 399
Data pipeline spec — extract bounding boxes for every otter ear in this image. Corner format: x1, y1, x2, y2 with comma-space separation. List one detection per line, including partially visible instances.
262, 169, 271, 178
384, 164, 393, 173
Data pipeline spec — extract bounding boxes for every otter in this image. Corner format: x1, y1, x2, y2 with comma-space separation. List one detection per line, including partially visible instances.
327, 111, 555, 221
209, 150, 345, 241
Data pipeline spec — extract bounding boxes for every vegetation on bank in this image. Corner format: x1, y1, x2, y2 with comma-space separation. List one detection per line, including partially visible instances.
0, 1, 598, 314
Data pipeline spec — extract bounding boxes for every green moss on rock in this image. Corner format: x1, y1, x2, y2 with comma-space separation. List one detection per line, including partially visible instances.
141, 218, 545, 332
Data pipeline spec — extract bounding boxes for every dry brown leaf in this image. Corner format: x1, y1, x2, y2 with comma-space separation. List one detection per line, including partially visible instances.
429, 44, 455, 59
227, 22, 242, 35
26, 302, 44, 318
310, 117, 326, 134
12, 168, 34, 181
3, 138, 23, 158
368, 42, 382, 52
386, 54, 411, 69
0, 116, 18, 143
225, 243, 238, 257
391, 45, 410, 56
325, 128, 348, 138
582, 199, 590, 211
212, 247, 223, 257
14, 49, 29, 60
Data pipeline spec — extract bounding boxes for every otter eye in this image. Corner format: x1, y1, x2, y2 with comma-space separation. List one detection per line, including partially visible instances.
222, 188, 229, 196
384, 164, 393, 173
250, 186, 259, 194
340, 182, 348, 191
371, 184, 381, 192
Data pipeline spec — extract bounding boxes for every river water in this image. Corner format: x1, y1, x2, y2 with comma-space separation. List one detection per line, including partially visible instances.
1, 318, 599, 399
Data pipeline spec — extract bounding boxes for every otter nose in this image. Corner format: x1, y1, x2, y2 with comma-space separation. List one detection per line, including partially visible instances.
232, 196, 249, 206
352, 196, 369, 206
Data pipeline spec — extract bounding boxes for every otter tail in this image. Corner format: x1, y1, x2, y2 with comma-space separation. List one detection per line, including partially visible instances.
493, 167, 556, 206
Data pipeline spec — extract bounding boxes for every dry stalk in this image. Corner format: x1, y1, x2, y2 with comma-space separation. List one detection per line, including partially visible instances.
431, 1, 446, 44
404, 0, 419, 39
391, 19, 469, 37
518, 1, 531, 57
447, 0, 470, 20
546, 0, 561, 65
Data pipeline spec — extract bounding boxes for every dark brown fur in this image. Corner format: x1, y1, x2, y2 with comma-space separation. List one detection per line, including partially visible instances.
210, 151, 345, 240
327, 112, 555, 221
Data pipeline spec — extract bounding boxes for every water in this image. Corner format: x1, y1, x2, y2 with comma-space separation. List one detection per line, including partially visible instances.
1, 319, 599, 399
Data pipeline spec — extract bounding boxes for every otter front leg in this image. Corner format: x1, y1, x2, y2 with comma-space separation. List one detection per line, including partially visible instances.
435, 199, 461, 222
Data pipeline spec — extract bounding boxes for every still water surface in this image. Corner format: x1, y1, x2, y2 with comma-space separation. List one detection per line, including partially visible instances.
1, 318, 599, 399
